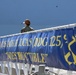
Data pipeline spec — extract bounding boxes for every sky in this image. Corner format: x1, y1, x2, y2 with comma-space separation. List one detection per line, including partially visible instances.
0, 0, 76, 36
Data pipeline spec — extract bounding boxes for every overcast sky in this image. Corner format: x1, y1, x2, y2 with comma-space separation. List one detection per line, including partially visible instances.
0, 0, 76, 36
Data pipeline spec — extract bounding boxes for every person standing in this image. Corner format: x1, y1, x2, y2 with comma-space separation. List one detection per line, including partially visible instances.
21, 19, 34, 75
21, 19, 33, 33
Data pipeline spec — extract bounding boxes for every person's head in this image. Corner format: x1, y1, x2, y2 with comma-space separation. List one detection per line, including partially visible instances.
24, 19, 30, 26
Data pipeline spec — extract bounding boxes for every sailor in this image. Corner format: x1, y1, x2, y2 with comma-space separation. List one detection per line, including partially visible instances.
21, 19, 33, 33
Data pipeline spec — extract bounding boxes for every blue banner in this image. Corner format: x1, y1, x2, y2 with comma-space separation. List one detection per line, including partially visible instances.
0, 27, 76, 71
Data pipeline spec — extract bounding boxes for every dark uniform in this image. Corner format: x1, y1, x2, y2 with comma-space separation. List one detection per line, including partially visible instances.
21, 19, 34, 33
21, 26, 33, 33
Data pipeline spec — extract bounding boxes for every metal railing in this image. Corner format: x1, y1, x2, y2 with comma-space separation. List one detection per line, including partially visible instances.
0, 61, 76, 75
0, 23, 76, 38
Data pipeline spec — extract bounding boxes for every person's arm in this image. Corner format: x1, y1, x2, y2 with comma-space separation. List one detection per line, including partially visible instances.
21, 28, 25, 33
21, 29, 23, 33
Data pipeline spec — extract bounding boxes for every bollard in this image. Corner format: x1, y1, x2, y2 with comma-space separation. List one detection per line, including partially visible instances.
38, 65, 45, 75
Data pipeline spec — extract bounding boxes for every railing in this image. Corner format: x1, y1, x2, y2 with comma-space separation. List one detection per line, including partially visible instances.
0, 62, 76, 75
0, 23, 76, 38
